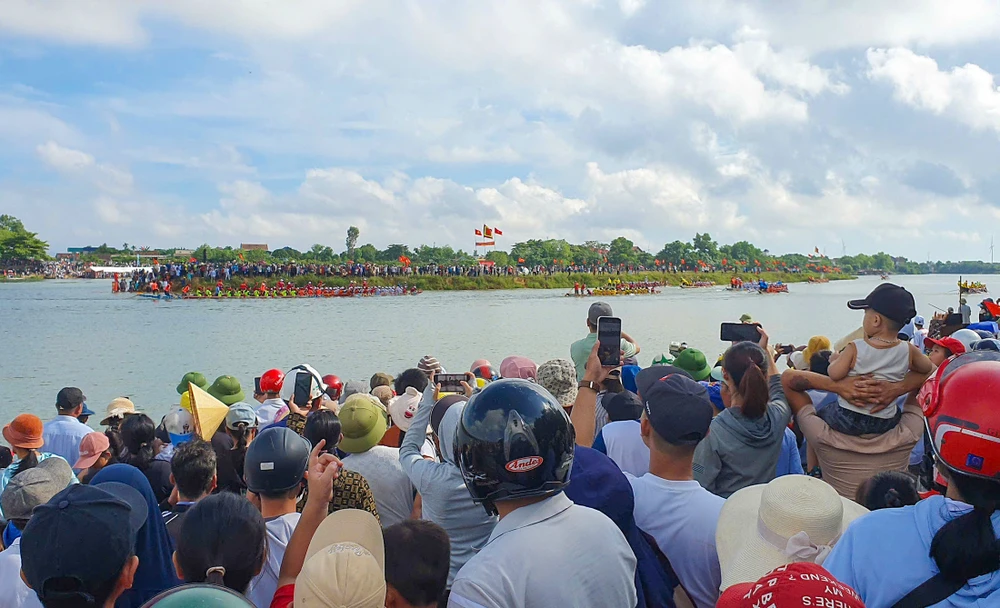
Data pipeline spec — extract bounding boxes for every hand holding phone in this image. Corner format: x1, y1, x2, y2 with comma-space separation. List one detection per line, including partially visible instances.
597, 316, 622, 367
436, 373, 467, 394
720, 322, 762, 344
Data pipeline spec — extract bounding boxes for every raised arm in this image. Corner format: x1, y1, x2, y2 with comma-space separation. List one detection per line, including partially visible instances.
826, 342, 856, 381
571, 341, 614, 447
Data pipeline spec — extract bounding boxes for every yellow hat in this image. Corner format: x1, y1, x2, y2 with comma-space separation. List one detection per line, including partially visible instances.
179, 391, 192, 413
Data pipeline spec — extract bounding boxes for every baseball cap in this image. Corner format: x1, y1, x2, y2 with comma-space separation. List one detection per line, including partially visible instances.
225, 402, 258, 430
295, 509, 385, 608
74, 432, 111, 469
635, 365, 692, 398
1, 465, 65, 521
79, 403, 96, 418
641, 374, 713, 445
56, 387, 86, 411
20, 484, 147, 603
925, 336, 966, 356
339, 394, 388, 453
717, 563, 864, 608
847, 283, 916, 325
914, 315, 925, 326
339, 380, 369, 405
588, 301, 613, 325
603, 391, 643, 422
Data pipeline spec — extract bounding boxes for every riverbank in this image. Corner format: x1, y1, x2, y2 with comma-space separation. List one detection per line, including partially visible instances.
176, 271, 853, 292
0, 275, 46, 283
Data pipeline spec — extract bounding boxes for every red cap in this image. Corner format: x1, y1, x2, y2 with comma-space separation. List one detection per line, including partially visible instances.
717, 563, 864, 608
924, 336, 965, 356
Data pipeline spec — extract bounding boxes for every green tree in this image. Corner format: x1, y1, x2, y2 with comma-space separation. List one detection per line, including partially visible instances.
346, 226, 360, 257
0, 215, 49, 260
607, 237, 637, 265
355, 243, 378, 263
692, 232, 719, 263
656, 240, 693, 266
380, 244, 412, 263
485, 250, 511, 266
271, 247, 302, 261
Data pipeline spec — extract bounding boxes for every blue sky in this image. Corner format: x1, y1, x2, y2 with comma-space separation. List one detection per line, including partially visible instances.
5, 0, 1000, 260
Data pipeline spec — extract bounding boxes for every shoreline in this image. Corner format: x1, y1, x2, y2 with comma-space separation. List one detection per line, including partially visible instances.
100, 271, 854, 292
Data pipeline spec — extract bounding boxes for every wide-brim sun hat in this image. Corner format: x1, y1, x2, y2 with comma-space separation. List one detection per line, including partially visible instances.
101, 397, 138, 426
2, 414, 44, 450
716, 475, 869, 590
339, 394, 388, 454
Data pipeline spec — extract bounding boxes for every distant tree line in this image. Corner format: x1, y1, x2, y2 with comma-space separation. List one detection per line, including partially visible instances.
13, 217, 1000, 275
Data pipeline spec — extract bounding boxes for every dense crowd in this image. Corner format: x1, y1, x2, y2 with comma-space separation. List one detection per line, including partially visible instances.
1, 282, 999, 608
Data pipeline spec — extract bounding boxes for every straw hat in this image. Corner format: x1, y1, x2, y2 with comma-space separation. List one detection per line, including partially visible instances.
715, 475, 869, 590
2, 414, 44, 450
101, 397, 137, 426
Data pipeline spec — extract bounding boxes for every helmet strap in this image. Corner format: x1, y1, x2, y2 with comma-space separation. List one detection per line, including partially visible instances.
482, 499, 498, 517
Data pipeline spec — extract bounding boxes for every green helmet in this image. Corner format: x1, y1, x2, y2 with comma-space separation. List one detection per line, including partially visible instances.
140, 584, 254, 608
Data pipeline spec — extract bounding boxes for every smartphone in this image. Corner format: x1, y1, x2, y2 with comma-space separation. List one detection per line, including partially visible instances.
597, 316, 622, 367
292, 372, 313, 405
720, 322, 762, 343
254, 376, 262, 395
777, 344, 794, 355
437, 373, 466, 394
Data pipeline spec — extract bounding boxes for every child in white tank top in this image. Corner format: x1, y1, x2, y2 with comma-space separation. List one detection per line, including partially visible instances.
822, 285, 932, 436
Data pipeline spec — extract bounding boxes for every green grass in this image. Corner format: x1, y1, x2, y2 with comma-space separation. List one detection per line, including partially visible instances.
186, 271, 853, 292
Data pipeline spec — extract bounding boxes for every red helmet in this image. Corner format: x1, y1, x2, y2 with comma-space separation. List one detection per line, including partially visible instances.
322, 375, 343, 400
918, 351, 1000, 480
260, 369, 285, 394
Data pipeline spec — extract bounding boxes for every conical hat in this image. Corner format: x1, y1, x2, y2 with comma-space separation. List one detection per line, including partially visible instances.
188, 383, 231, 441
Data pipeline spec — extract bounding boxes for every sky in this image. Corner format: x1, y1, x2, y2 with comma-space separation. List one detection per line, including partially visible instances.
5, 1, 1000, 261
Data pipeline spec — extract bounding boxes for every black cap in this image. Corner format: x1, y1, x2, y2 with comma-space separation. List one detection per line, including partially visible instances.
642, 374, 713, 445
55, 387, 86, 411
847, 283, 917, 325
21, 484, 147, 603
603, 391, 643, 422
244, 427, 310, 494
635, 365, 692, 398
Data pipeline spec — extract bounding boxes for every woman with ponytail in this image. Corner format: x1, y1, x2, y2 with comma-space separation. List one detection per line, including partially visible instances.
693, 327, 791, 498
174, 492, 267, 596
826, 353, 1000, 606
121, 413, 174, 504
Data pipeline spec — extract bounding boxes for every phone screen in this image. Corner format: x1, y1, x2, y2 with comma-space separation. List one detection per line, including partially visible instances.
293, 372, 313, 405
597, 316, 622, 367
254, 376, 262, 395
720, 322, 762, 343
437, 373, 466, 394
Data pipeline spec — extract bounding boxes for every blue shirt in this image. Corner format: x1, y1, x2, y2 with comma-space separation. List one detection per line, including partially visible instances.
825, 496, 1000, 607
42, 415, 92, 468
776, 427, 804, 477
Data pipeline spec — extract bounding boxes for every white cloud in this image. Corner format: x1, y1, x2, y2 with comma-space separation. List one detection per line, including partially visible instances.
868, 48, 1000, 134
36, 141, 134, 194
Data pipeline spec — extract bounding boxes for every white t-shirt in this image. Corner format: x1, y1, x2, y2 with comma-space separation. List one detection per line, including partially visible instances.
247, 512, 300, 608
913, 328, 927, 351
255, 398, 286, 428
343, 446, 415, 527
0, 538, 42, 608
599, 420, 649, 476
628, 474, 725, 608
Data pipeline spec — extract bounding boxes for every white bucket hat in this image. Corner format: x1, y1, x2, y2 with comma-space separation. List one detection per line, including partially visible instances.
716, 475, 869, 591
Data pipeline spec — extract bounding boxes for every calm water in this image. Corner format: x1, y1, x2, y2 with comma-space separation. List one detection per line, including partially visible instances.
0, 275, 984, 425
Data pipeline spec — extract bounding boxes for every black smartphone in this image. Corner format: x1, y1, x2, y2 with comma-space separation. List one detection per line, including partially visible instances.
777, 344, 794, 355
254, 376, 262, 395
437, 373, 466, 394
597, 316, 622, 367
720, 322, 762, 343
292, 372, 313, 405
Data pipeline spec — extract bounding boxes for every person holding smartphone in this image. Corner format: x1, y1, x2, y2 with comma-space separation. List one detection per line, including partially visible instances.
570, 302, 640, 381
692, 326, 792, 498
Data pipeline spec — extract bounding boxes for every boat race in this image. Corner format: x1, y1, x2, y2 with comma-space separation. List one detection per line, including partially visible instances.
8, 3, 1000, 608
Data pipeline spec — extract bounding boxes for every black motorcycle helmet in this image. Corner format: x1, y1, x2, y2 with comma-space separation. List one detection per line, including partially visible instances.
454, 379, 574, 516
244, 427, 310, 495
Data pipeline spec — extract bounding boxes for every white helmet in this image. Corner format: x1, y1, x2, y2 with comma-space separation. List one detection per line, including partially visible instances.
950, 329, 981, 353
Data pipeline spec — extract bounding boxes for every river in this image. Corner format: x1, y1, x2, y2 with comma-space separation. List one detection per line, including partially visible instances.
0, 274, 985, 424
